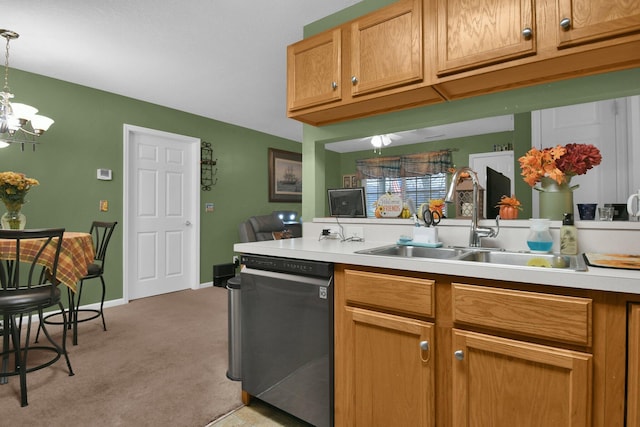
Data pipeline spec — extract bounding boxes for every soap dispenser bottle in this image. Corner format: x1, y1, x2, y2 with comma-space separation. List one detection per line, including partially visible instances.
560, 213, 578, 255
527, 219, 553, 253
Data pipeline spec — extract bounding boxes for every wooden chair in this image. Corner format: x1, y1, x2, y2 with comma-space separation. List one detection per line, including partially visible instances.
0, 228, 74, 407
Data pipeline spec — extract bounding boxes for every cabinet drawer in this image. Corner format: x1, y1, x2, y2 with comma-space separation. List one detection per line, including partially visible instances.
344, 269, 434, 318
452, 283, 592, 346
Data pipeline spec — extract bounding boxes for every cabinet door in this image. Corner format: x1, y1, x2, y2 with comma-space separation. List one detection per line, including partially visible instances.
350, 0, 423, 97
556, 0, 640, 48
452, 329, 592, 427
628, 304, 640, 426
340, 307, 434, 427
436, 0, 535, 76
287, 28, 341, 111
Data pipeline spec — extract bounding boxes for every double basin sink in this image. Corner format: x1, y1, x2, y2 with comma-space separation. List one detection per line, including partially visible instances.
355, 244, 587, 271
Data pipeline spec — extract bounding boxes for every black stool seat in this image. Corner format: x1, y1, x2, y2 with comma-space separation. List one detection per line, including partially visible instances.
0, 286, 61, 313
1, 228, 74, 407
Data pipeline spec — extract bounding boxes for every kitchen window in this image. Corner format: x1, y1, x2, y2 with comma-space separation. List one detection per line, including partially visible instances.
363, 173, 448, 218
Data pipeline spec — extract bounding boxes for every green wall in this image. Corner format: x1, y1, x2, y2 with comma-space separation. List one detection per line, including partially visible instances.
0, 69, 301, 305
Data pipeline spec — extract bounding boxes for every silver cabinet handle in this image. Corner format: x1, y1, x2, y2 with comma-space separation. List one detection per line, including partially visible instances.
560, 18, 571, 30
420, 340, 430, 363
522, 27, 533, 38
454, 350, 464, 361
185, 221, 192, 226
351, 76, 358, 85
331, 81, 338, 90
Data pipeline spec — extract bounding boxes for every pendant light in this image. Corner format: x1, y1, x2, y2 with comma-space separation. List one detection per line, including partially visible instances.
0, 29, 54, 150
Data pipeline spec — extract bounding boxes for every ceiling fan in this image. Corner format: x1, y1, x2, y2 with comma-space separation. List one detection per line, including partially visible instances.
368, 129, 445, 154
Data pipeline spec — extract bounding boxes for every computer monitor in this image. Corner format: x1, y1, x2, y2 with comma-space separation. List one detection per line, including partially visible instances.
486, 166, 511, 219
328, 187, 367, 218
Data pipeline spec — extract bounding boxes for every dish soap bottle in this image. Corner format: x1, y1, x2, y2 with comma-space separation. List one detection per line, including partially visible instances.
527, 218, 553, 253
560, 212, 578, 255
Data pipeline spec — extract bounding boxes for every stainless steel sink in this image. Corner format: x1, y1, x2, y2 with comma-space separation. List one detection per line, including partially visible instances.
457, 250, 587, 271
355, 244, 587, 271
355, 245, 468, 259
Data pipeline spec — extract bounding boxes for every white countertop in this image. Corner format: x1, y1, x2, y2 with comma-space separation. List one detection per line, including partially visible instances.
234, 237, 640, 295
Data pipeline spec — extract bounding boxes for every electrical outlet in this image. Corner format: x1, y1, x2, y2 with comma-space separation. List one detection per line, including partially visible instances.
327, 227, 342, 238
345, 226, 364, 240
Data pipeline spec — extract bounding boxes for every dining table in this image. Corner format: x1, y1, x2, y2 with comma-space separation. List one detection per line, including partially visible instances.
0, 231, 95, 292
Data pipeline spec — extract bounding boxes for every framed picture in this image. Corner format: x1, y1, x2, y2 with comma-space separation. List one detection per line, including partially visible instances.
269, 148, 302, 202
342, 174, 357, 188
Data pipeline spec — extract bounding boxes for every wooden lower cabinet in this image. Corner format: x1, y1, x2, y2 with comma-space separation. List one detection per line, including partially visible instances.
629, 304, 640, 427
337, 307, 434, 427
334, 265, 633, 427
451, 329, 592, 427
335, 266, 435, 426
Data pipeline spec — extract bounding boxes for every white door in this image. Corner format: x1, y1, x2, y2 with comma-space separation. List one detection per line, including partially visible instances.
531, 98, 627, 213
124, 125, 200, 301
470, 151, 516, 213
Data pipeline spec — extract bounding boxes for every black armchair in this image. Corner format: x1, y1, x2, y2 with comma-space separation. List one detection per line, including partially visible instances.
239, 214, 285, 242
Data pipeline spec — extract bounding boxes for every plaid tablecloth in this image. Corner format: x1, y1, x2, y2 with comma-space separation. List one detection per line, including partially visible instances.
0, 231, 95, 292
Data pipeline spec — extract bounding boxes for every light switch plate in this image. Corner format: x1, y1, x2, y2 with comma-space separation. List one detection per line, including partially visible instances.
97, 168, 112, 180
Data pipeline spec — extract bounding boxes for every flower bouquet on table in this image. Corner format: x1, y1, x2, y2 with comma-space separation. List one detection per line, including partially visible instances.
0, 171, 39, 229
496, 195, 522, 219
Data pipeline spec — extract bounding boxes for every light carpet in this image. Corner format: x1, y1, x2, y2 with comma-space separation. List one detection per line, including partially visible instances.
0, 286, 242, 426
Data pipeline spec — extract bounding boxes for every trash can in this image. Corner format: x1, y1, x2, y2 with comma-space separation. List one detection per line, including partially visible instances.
226, 275, 242, 381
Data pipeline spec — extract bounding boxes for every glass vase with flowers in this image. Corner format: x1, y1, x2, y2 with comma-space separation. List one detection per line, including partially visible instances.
518, 143, 601, 220
0, 171, 39, 229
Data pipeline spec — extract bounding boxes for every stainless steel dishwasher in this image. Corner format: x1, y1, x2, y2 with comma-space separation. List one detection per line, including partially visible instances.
240, 254, 333, 427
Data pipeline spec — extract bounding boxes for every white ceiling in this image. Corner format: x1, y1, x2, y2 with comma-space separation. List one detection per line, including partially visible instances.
1, 0, 361, 143
324, 115, 515, 153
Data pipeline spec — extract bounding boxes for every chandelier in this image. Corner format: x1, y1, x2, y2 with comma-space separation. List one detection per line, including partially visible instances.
0, 29, 54, 150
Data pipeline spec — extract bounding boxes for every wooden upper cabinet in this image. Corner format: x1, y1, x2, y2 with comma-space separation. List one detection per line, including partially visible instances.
436, 0, 536, 76
287, 28, 341, 111
556, 0, 640, 48
350, 0, 423, 96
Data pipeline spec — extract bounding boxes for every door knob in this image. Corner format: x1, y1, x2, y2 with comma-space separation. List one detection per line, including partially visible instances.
454, 350, 464, 361
185, 221, 192, 226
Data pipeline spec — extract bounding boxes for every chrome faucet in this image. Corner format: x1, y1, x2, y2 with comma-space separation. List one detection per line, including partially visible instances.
445, 167, 499, 247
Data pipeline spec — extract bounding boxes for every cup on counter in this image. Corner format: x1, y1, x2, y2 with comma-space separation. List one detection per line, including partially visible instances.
628, 189, 640, 218
598, 206, 614, 221
577, 203, 597, 220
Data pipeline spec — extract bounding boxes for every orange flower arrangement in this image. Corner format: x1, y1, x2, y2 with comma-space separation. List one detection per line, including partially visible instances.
518, 143, 602, 186
429, 198, 444, 214
496, 195, 522, 219
496, 195, 522, 210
